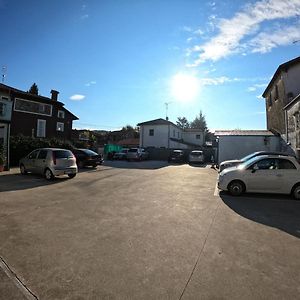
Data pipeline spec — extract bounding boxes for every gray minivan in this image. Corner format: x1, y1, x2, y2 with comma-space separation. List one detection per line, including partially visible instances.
20, 148, 78, 180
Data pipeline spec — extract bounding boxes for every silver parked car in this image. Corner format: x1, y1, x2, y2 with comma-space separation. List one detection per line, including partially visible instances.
20, 148, 78, 180
218, 155, 300, 198
189, 150, 204, 164
126, 148, 149, 161
219, 151, 295, 172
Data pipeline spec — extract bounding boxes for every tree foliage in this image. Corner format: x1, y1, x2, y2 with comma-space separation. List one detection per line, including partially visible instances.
176, 117, 190, 129
190, 111, 207, 132
28, 83, 39, 95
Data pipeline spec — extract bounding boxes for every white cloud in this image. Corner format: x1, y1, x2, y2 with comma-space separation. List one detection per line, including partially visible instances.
198, 76, 242, 86
247, 83, 267, 92
70, 94, 85, 101
81, 14, 89, 20
85, 80, 96, 87
188, 0, 300, 65
248, 22, 300, 53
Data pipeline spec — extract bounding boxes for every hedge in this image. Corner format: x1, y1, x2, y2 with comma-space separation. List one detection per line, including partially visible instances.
9, 135, 76, 166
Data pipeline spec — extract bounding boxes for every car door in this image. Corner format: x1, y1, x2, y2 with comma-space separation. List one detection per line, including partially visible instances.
276, 158, 298, 193
35, 149, 48, 174
246, 158, 282, 193
25, 150, 39, 172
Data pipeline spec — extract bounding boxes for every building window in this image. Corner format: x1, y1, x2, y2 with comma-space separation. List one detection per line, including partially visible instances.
177, 132, 180, 138
15, 98, 52, 116
37, 119, 46, 137
294, 113, 300, 130
173, 129, 175, 137
1, 96, 9, 101
268, 93, 272, 106
56, 122, 64, 132
149, 129, 154, 136
57, 110, 65, 119
196, 134, 201, 139
275, 85, 279, 100
0, 102, 6, 116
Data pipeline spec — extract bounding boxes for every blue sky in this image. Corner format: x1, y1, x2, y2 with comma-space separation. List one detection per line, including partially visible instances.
1, 0, 300, 131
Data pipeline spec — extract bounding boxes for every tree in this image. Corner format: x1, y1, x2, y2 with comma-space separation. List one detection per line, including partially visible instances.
121, 125, 139, 139
28, 83, 39, 95
190, 111, 207, 132
176, 117, 190, 129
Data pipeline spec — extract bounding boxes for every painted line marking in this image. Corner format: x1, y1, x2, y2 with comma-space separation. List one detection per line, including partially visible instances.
214, 182, 219, 197
0, 257, 38, 300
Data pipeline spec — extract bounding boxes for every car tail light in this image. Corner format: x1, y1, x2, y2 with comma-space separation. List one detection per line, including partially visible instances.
52, 152, 56, 165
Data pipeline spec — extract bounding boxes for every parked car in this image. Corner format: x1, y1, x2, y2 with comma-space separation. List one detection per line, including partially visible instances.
113, 148, 129, 160
168, 150, 185, 163
188, 150, 204, 164
73, 149, 103, 168
20, 148, 77, 180
126, 148, 149, 161
218, 155, 300, 199
219, 151, 296, 172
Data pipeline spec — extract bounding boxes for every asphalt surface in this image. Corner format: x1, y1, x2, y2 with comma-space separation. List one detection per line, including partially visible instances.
0, 161, 299, 299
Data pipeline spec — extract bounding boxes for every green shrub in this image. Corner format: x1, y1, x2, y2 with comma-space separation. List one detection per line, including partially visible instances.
9, 135, 75, 166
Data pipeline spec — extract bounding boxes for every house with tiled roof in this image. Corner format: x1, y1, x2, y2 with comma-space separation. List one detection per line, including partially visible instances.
0, 83, 78, 170
137, 118, 204, 149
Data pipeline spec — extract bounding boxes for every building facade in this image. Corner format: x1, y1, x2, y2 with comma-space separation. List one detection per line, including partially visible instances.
137, 118, 204, 149
262, 56, 300, 135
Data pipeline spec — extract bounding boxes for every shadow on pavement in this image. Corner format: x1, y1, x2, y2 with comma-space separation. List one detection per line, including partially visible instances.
0, 174, 68, 192
220, 191, 300, 238
103, 160, 169, 170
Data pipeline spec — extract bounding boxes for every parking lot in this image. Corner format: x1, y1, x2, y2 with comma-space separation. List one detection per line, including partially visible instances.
0, 161, 300, 299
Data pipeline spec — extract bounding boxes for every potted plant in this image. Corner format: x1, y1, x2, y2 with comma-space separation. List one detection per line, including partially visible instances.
0, 145, 5, 172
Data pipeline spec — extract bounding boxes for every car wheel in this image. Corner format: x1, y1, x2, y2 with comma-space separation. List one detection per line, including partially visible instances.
68, 173, 76, 179
292, 184, 300, 200
44, 168, 54, 180
228, 180, 245, 196
20, 164, 27, 175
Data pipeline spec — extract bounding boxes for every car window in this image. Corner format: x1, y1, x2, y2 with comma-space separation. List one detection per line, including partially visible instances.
255, 158, 277, 170
80, 149, 98, 156
277, 159, 296, 169
37, 150, 48, 159
128, 149, 137, 152
53, 150, 73, 159
28, 150, 39, 159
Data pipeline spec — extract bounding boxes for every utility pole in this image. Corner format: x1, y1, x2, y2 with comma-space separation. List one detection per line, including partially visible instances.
165, 101, 172, 120
2, 66, 7, 83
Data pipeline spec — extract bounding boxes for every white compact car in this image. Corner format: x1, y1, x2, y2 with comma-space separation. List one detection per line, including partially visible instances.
218, 155, 300, 199
188, 150, 204, 164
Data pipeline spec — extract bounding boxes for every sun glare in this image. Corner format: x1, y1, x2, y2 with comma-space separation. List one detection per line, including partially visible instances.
170, 73, 199, 102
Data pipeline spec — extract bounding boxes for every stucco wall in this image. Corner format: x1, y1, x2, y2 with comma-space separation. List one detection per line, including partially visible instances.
283, 64, 300, 98
218, 135, 281, 164
183, 131, 204, 146
139, 124, 170, 148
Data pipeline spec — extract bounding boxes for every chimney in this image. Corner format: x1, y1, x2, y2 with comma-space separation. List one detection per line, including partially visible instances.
166, 116, 169, 121
50, 90, 59, 101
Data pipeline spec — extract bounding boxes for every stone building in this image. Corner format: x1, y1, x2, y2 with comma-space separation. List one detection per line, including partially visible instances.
262, 56, 300, 135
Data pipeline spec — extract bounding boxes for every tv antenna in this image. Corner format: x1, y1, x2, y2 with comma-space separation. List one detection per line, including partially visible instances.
2, 66, 7, 83
165, 101, 172, 120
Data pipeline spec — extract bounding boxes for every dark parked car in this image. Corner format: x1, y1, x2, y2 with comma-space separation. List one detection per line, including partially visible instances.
168, 150, 185, 163
73, 149, 103, 168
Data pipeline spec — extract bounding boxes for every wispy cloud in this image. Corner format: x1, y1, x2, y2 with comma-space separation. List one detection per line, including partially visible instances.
70, 94, 85, 101
188, 0, 300, 65
80, 14, 89, 20
85, 80, 96, 87
200, 76, 240, 86
247, 83, 267, 92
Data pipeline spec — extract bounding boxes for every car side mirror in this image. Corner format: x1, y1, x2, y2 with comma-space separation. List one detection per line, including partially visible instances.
251, 164, 258, 173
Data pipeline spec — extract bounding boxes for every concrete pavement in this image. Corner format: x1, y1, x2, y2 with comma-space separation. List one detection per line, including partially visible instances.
0, 161, 299, 299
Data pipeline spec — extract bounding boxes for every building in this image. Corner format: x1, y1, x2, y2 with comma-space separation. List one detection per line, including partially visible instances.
262, 56, 300, 135
137, 118, 204, 149
284, 94, 300, 157
215, 130, 281, 165
0, 83, 79, 169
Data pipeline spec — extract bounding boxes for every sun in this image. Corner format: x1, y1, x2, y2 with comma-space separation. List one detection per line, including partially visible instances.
170, 73, 200, 102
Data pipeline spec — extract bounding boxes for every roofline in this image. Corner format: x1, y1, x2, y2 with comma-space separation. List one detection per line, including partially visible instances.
262, 56, 300, 98
283, 93, 300, 110
137, 118, 181, 129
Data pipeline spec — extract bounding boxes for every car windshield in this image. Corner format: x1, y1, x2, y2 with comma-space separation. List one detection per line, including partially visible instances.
238, 156, 266, 169
241, 152, 260, 162
53, 150, 73, 159
80, 149, 98, 156
191, 151, 203, 156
